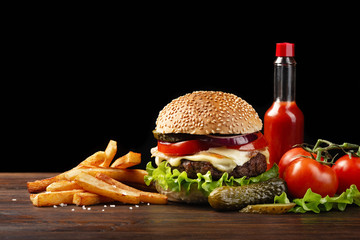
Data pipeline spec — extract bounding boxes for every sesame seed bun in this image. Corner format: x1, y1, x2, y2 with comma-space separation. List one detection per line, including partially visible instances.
155, 91, 262, 135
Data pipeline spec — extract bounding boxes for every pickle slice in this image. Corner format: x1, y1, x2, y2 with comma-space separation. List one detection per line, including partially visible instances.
240, 203, 296, 214
153, 130, 198, 142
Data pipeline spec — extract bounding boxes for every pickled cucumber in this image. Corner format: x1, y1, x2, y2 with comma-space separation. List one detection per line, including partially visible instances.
208, 178, 287, 211
153, 130, 197, 142
239, 203, 296, 214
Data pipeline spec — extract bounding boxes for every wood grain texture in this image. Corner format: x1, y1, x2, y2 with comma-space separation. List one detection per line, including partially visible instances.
1, 173, 360, 240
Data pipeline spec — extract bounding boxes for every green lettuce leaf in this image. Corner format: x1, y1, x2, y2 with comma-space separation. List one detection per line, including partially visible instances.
274, 185, 360, 213
144, 161, 279, 197
274, 192, 291, 204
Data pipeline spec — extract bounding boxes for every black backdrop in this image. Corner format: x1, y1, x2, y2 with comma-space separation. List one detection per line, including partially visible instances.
3, 11, 359, 172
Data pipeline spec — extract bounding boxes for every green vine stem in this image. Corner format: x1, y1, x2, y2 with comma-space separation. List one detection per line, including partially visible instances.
296, 139, 360, 165
312, 139, 360, 164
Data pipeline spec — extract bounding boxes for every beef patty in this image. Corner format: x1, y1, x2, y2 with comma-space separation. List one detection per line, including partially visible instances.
171, 152, 267, 180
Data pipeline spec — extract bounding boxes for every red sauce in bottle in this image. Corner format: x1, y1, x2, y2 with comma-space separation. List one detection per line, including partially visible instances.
264, 43, 304, 169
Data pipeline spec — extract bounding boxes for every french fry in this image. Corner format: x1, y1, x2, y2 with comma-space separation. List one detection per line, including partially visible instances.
27, 151, 106, 193
100, 140, 117, 167
73, 192, 113, 206
30, 194, 36, 203
46, 180, 81, 192
27, 141, 156, 208
27, 172, 67, 193
30, 190, 84, 207
95, 173, 167, 205
110, 151, 141, 169
74, 172, 140, 204
64, 168, 86, 181
78, 151, 106, 167
97, 168, 147, 184
65, 167, 148, 185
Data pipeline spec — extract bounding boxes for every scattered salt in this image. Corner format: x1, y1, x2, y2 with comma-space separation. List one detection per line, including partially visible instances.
53, 205, 58, 208
135, 205, 139, 208
104, 205, 107, 208
110, 205, 115, 208
82, 205, 86, 210
11, 199, 17, 201
102, 209, 105, 212
147, 203, 150, 205
71, 209, 75, 212
87, 207, 91, 210
129, 207, 133, 210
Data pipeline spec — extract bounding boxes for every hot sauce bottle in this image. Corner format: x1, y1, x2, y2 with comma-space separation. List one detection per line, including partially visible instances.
264, 42, 304, 169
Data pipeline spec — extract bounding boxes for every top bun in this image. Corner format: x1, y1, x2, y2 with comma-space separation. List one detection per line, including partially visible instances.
155, 91, 262, 135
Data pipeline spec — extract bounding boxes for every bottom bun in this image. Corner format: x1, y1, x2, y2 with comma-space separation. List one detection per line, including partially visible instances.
155, 182, 208, 204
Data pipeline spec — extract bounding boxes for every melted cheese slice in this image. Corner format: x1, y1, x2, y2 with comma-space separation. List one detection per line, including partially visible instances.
151, 147, 269, 173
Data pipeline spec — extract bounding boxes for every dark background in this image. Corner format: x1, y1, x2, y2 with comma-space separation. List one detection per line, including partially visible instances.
3, 9, 359, 172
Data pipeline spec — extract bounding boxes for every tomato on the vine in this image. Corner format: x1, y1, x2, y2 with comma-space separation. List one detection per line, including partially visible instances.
332, 154, 360, 194
280, 139, 359, 198
283, 157, 338, 198
278, 147, 314, 178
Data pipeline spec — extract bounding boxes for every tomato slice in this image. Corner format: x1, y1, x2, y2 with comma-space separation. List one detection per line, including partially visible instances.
157, 140, 206, 156
227, 132, 268, 151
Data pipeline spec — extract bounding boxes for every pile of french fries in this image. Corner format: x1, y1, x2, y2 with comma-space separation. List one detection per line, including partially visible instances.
27, 140, 167, 207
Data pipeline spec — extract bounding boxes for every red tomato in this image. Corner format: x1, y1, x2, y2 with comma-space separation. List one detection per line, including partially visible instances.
157, 140, 206, 156
278, 147, 314, 178
332, 155, 360, 194
227, 132, 268, 151
284, 157, 338, 198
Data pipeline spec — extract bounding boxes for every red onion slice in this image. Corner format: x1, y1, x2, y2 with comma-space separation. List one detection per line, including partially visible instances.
201, 133, 258, 147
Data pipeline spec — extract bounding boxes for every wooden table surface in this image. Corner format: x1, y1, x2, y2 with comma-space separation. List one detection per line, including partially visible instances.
1, 173, 360, 240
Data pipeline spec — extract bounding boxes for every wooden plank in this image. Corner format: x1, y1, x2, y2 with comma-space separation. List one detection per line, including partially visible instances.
1, 173, 360, 240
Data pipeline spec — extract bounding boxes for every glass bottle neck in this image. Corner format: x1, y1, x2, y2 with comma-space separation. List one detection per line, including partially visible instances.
274, 57, 296, 102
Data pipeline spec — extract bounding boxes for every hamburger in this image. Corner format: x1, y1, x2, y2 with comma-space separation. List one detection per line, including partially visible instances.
145, 91, 278, 203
